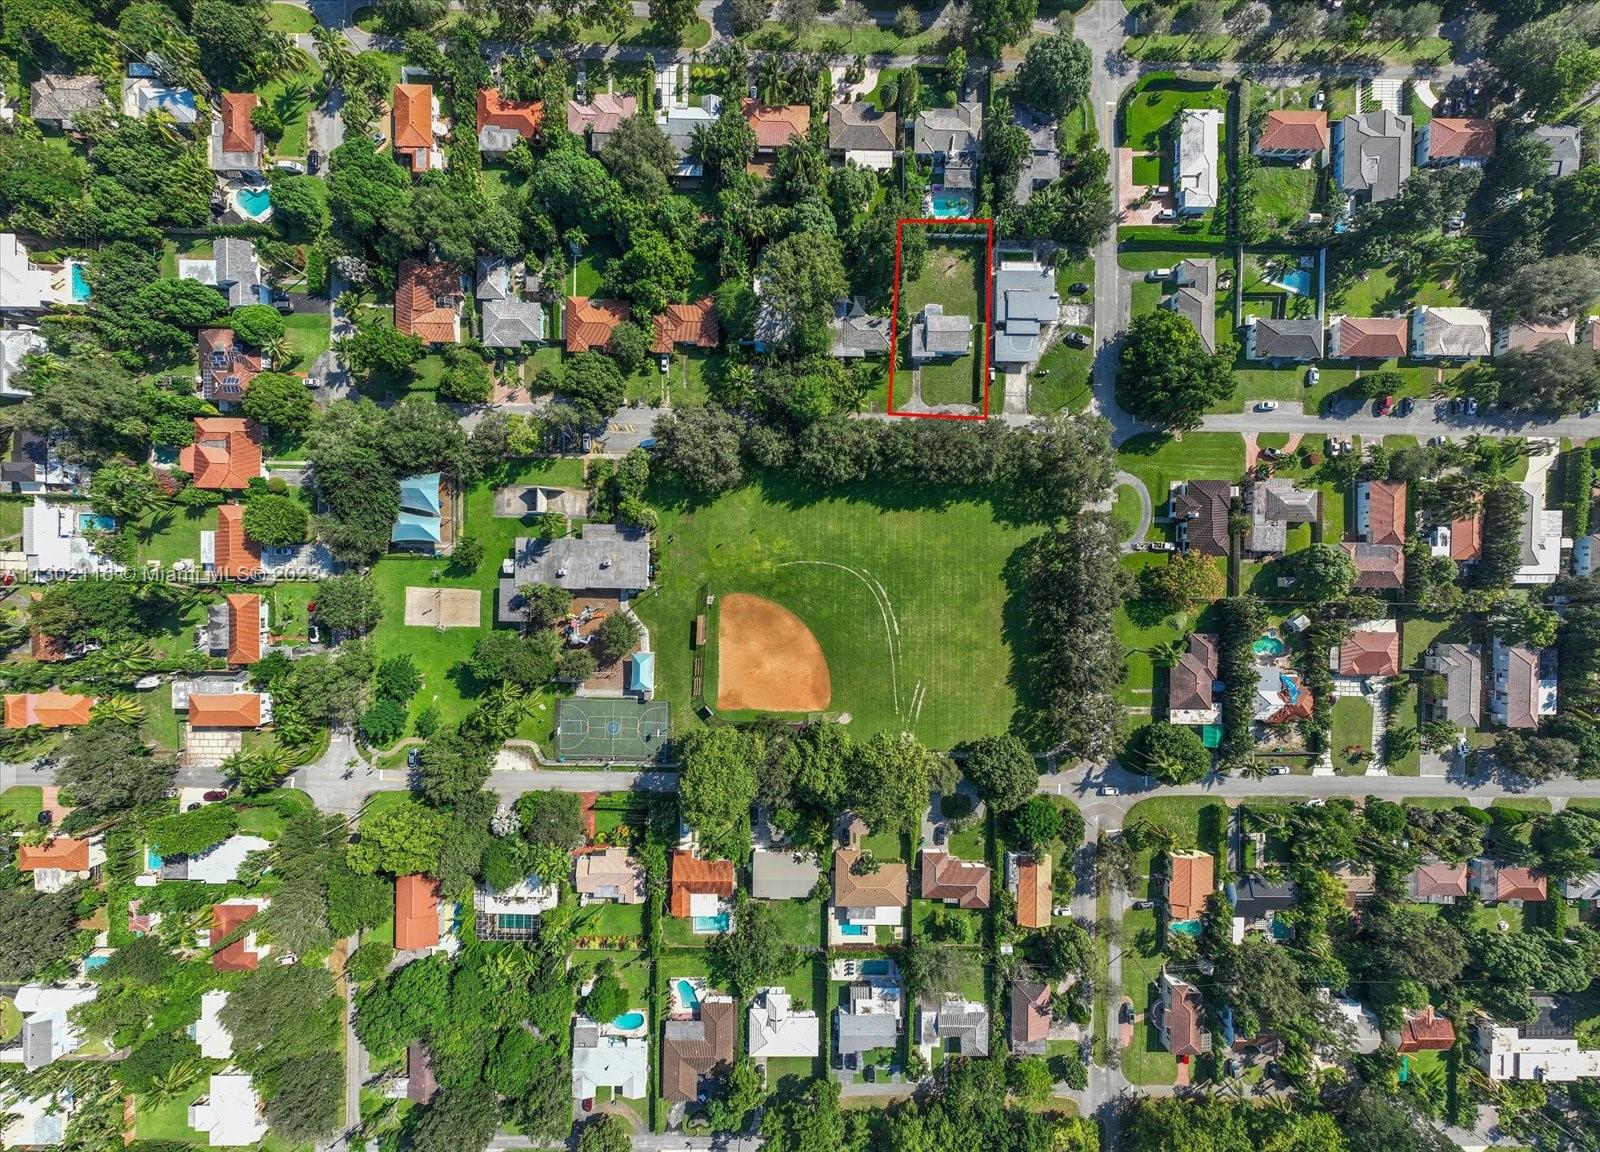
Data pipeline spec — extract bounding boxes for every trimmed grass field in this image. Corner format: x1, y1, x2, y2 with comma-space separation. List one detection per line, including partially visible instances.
0, 786, 42, 826
1248, 166, 1321, 237
1117, 432, 1245, 508
634, 473, 1040, 750
1332, 695, 1374, 773
1123, 77, 1228, 152
898, 236, 988, 410
1120, 906, 1178, 1086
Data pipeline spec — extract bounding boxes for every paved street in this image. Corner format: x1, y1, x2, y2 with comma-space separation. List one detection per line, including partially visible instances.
1202, 397, 1600, 440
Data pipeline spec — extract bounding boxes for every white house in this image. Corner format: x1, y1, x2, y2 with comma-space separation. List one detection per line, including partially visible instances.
0, 326, 45, 397
2, 983, 97, 1070
140, 834, 271, 886
1477, 1009, 1600, 1081
1174, 108, 1224, 215
191, 989, 234, 1059
22, 497, 123, 577
1513, 449, 1567, 585
0, 234, 71, 313
571, 1018, 649, 1100
1, 1090, 72, 1147
189, 1073, 268, 1146
747, 987, 820, 1060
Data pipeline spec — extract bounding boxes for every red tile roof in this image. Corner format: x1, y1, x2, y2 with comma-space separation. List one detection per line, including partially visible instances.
1449, 512, 1482, 562
1011, 980, 1052, 1045
1426, 117, 1496, 161
919, 850, 991, 909
212, 902, 263, 971
1258, 110, 1329, 153
1342, 542, 1406, 590
1364, 480, 1407, 545
1411, 861, 1468, 900
179, 418, 263, 490
395, 873, 441, 950
741, 99, 809, 149
188, 692, 263, 729
4, 691, 93, 729
566, 93, 638, 138
1016, 855, 1052, 929
1160, 975, 1205, 1058
1339, 628, 1401, 676
395, 260, 462, 344
18, 837, 89, 872
1337, 316, 1409, 359
392, 83, 435, 168
1399, 1006, 1455, 1052
1167, 851, 1213, 921
669, 850, 735, 918
220, 93, 259, 156
213, 504, 263, 581
225, 593, 262, 665
1495, 865, 1547, 903
564, 296, 629, 353
477, 88, 543, 138
652, 297, 720, 354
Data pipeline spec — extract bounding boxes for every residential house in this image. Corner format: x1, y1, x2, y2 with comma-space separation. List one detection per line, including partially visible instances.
1494, 317, 1576, 357
1532, 124, 1581, 181
1514, 449, 1566, 584
188, 1072, 267, 1147
1245, 477, 1319, 556
575, 847, 646, 904
830, 299, 891, 358
1408, 859, 1469, 904
395, 259, 462, 344
571, 1019, 649, 1100
144, 832, 269, 884
1153, 971, 1207, 1058
1490, 636, 1557, 729
203, 504, 263, 582
920, 851, 991, 909
1169, 479, 1234, 555
1245, 315, 1324, 361
17, 837, 103, 894
209, 899, 269, 971
650, 65, 719, 180
1332, 862, 1377, 905
1005, 851, 1052, 930
406, 1041, 438, 1105
4, 690, 93, 730
1, 234, 71, 313
181, 238, 266, 309
497, 524, 651, 622
750, 276, 794, 351
1255, 109, 1329, 160
1333, 110, 1413, 205
476, 88, 542, 156
1329, 314, 1409, 360
1562, 871, 1600, 900
186, 691, 270, 730
836, 978, 903, 1061
0, 326, 45, 397
748, 987, 819, 1060
833, 848, 908, 942
1356, 479, 1407, 545
210, 93, 263, 174
1014, 106, 1060, 203
654, 297, 719, 356
1470, 858, 1547, 905
669, 850, 735, 923
29, 73, 105, 131
478, 260, 545, 349
914, 103, 982, 194
1009, 979, 1053, 1055
1341, 541, 1406, 590
200, 592, 266, 665
749, 848, 819, 900
563, 295, 630, 353
121, 69, 197, 124
395, 873, 442, 950
1175, 107, 1225, 215
1165, 850, 1214, 922
1168, 633, 1220, 727
197, 328, 264, 404
1335, 995, 1383, 1054
475, 873, 558, 939
566, 92, 639, 152
180, 417, 263, 490
2, 1090, 72, 1146
918, 994, 989, 1056
1397, 1006, 1456, 1052
3, 983, 96, 1070
21, 497, 119, 575
742, 99, 809, 168
992, 258, 1060, 370
1162, 258, 1216, 353
911, 304, 972, 362
1416, 117, 1496, 167
1430, 511, 1483, 565
663, 994, 736, 1101
1412, 306, 1492, 360
392, 472, 445, 553
1231, 874, 1296, 942
828, 102, 898, 170
1477, 996, 1600, 1080
392, 84, 444, 172
1255, 662, 1314, 725
4, 430, 86, 494
1337, 620, 1400, 678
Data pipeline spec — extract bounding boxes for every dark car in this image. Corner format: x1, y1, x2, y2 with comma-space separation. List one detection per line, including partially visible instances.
1069, 281, 1090, 295
1398, 396, 1415, 416
307, 150, 322, 175
269, 287, 294, 315
1064, 331, 1090, 348
203, 790, 229, 802
407, 747, 422, 770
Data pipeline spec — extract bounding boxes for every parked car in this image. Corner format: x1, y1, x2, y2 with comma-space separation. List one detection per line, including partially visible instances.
658, 354, 670, 373
307, 150, 322, 174
274, 159, 306, 174
203, 789, 229, 802
407, 747, 422, 770
581, 432, 593, 452
1375, 394, 1394, 416
1100, 785, 1120, 796
1120, 1002, 1134, 1024
1465, 397, 1478, 415
1145, 268, 1174, 282
1155, 209, 1177, 222
1153, 186, 1171, 196
1052, 905, 1072, 918
1069, 281, 1090, 295
1398, 396, 1415, 415
1147, 541, 1176, 552
268, 287, 294, 314
1269, 765, 1290, 776
1131, 899, 1154, 910
1305, 366, 1319, 387
1064, 330, 1090, 348
1260, 446, 1281, 460
1255, 400, 1278, 412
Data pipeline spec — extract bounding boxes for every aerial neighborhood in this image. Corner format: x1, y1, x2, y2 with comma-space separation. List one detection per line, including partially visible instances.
4, 3, 1600, 1152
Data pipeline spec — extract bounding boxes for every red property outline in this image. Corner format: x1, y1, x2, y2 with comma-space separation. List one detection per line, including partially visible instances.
887, 217, 995, 421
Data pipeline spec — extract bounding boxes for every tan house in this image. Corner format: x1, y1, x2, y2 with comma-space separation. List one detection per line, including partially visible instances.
575, 847, 645, 905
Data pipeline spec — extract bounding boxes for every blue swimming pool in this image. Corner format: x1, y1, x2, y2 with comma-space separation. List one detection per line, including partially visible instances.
1270, 918, 1294, 941
611, 1011, 645, 1030
930, 191, 973, 219
79, 513, 115, 533
69, 262, 90, 303
839, 922, 869, 937
146, 848, 163, 870
1270, 267, 1313, 296
861, 959, 894, 976
83, 953, 110, 971
1169, 919, 1202, 937
1252, 634, 1286, 657
236, 186, 272, 219
675, 979, 701, 1010
692, 911, 730, 933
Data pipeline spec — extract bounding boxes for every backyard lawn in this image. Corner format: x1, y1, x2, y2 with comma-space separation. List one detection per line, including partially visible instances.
1121, 797, 1228, 890
283, 311, 332, 372
897, 236, 988, 410
634, 471, 1040, 749
1248, 166, 1321, 237
133, 506, 218, 570
1117, 431, 1246, 506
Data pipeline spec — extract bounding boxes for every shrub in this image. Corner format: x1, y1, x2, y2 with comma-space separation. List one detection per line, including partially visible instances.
231, 303, 287, 348
118, 1032, 202, 1092
243, 492, 311, 546
347, 939, 394, 984
359, 698, 407, 746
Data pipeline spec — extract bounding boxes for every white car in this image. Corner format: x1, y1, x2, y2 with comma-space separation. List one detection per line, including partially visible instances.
1255, 400, 1279, 412
1145, 267, 1174, 281
1269, 765, 1290, 776
1099, 785, 1120, 796
274, 159, 307, 174
1305, 367, 1319, 387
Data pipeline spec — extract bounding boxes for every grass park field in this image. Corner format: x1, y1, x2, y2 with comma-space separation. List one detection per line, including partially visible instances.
634, 473, 1040, 751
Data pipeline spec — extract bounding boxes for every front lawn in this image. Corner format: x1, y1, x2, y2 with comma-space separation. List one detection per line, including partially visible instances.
1029, 334, 1093, 415
1123, 77, 1228, 152
1331, 695, 1374, 773
283, 310, 332, 371
1120, 907, 1179, 1086
0, 786, 42, 825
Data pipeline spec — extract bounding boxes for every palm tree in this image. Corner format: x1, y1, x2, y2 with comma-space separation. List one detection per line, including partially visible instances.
310, 24, 354, 94
100, 639, 157, 682
146, 1058, 204, 1109
756, 53, 786, 103
1145, 638, 1187, 668
262, 333, 295, 370
258, 34, 313, 85
92, 696, 144, 726
359, 1097, 406, 1143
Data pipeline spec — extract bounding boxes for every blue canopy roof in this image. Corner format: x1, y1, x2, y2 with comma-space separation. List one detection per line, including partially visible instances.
627, 651, 655, 693
398, 473, 442, 517
391, 510, 442, 544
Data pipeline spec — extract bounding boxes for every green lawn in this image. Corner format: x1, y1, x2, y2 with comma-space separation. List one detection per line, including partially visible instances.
265, 2, 316, 32
135, 1083, 206, 1142
1029, 333, 1093, 416
763, 896, 824, 952
574, 948, 652, 1013
1117, 432, 1245, 509
899, 237, 987, 409
134, 506, 218, 570
1332, 695, 1374, 773
1120, 907, 1179, 1086
574, 900, 647, 941
258, 55, 322, 159
1122, 798, 1227, 893
1249, 165, 1321, 236
1123, 77, 1228, 152
0, 786, 42, 825
283, 310, 332, 371
634, 473, 1040, 750
0, 996, 19, 1042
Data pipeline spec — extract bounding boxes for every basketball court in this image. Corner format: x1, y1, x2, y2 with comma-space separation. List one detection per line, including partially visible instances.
555, 697, 671, 761
403, 586, 482, 628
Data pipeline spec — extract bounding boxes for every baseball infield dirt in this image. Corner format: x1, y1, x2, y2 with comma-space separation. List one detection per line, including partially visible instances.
716, 593, 831, 713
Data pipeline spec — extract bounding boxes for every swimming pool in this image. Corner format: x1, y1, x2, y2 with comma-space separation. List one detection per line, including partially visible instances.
675, 979, 701, 1010
1252, 634, 1286, 657
1169, 919, 1202, 937
610, 1011, 645, 1031
930, 191, 973, 219
692, 911, 730, 934
146, 848, 163, 870
1269, 267, 1312, 296
83, 953, 110, 971
1269, 918, 1294, 941
839, 922, 869, 937
68, 262, 90, 303
234, 185, 273, 221
79, 513, 115, 533
861, 959, 894, 976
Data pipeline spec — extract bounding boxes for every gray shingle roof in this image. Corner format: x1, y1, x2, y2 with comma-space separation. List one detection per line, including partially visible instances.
911, 304, 972, 361
828, 103, 897, 152
476, 256, 510, 301
497, 524, 649, 621
213, 239, 261, 308
751, 850, 820, 899
1165, 259, 1215, 353
1533, 125, 1581, 180
1429, 642, 1482, 728
1250, 316, 1324, 360
29, 74, 105, 127
993, 262, 1060, 368
482, 297, 545, 347
914, 103, 982, 157
1338, 109, 1413, 203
